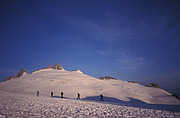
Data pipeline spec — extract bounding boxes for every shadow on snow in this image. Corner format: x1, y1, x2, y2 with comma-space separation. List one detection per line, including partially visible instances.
82, 96, 180, 112
51, 95, 180, 112
52, 96, 69, 99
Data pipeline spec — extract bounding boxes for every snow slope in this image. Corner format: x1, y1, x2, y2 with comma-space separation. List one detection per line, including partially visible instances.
0, 69, 179, 105
0, 69, 180, 117
0, 91, 179, 117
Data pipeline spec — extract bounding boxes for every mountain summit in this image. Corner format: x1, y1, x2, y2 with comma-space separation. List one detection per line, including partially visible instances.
46, 63, 64, 70
54, 63, 64, 70
15, 68, 27, 78
46, 64, 54, 69
3, 68, 27, 82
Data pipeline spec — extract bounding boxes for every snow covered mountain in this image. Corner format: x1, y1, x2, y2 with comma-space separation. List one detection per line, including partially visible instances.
0, 65, 180, 117
0, 65, 179, 105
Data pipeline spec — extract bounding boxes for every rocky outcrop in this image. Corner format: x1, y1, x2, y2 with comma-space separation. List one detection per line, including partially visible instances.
99, 76, 117, 80
46, 64, 54, 69
54, 63, 63, 70
99, 76, 103, 79
30, 71, 34, 74
128, 81, 137, 84
145, 83, 161, 88
72, 69, 83, 74
3, 63, 65, 82
14, 68, 27, 78
2, 68, 27, 82
3, 75, 14, 82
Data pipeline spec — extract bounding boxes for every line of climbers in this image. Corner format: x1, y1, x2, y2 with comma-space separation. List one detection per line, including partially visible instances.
36, 91, 104, 101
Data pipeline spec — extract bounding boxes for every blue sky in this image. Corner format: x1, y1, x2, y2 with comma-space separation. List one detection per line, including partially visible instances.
0, 0, 180, 94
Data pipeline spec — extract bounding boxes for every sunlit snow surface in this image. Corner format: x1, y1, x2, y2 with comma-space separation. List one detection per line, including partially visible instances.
0, 69, 180, 117
0, 92, 179, 117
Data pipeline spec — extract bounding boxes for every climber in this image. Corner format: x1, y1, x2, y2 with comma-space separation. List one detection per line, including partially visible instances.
51, 92, 53, 97
37, 91, 39, 97
100, 94, 104, 101
77, 93, 80, 99
61, 92, 64, 98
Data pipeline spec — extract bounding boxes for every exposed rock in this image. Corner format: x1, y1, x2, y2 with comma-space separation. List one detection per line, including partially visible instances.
54, 63, 63, 70
72, 69, 83, 74
128, 81, 137, 84
100, 76, 117, 80
145, 83, 161, 88
46, 64, 54, 69
14, 68, 27, 78
3, 75, 14, 82
30, 71, 34, 74
2, 68, 27, 82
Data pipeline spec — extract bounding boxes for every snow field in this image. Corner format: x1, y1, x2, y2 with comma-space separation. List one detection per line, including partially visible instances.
0, 92, 179, 118
0, 69, 180, 117
0, 69, 179, 105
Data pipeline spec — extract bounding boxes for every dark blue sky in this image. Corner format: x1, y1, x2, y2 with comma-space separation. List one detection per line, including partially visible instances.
0, 0, 180, 94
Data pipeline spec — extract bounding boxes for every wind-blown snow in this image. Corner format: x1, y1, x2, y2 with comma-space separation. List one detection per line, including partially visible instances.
0, 69, 180, 117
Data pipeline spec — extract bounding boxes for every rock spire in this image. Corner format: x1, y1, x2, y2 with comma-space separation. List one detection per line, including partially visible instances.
54, 63, 63, 70
15, 68, 27, 78
46, 64, 54, 69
